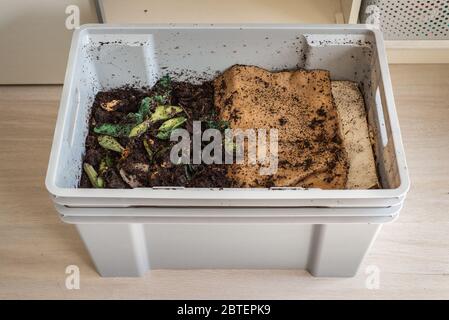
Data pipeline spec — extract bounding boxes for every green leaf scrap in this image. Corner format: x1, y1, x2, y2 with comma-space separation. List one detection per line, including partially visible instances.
154, 95, 169, 104
99, 155, 113, 175
123, 97, 152, 125
159, 75, 171, 89
205, 119, 229, 131
98, 135, 125, 153
156, 116, 187, 140
96, 176, 105, 188
83, 163, 103, 188
129, 120, 150, 138
150, 105, 183, 122
138, 97, 152, 119
94, 123, 133, 137
125, 112, 144, 124
143, 139, 154, 162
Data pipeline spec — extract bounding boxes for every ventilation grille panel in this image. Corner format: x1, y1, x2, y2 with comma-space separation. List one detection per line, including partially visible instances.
360, 0, 449, 40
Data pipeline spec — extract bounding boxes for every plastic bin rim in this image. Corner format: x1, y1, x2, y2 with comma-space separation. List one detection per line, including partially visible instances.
46, 183, 410, 200
76, 23, 384, 30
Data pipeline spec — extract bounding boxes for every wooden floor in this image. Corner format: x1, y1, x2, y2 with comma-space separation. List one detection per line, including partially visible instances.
0, 65, 448, 299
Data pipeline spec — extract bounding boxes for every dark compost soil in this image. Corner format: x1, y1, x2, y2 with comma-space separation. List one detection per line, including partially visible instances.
79, 78, 231, 188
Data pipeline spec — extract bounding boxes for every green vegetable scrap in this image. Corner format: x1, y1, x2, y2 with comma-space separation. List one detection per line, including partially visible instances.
154, 95, 169, 104
138, 97, 152, 119
184, 164, 198, 181
94, 123, 133, 137
156, 116, 187, 140
125, 112, 144, 124
83, 163, 104, 188
143, 139, 154, 162
124, 97, 153, 125
96, 176, 105, 188
99, 155, 113, 175
129, 120, 150, 138
128, 105, 184, 138
159, 75, 171, 89
150, 105, 183, 122
205, 120, 229, 131
105, 155, 114, 167
99, 159, 108, 175
98, 135, 125, 153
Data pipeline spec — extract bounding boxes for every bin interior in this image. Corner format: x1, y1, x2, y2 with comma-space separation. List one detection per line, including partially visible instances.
53, 26, 402, 193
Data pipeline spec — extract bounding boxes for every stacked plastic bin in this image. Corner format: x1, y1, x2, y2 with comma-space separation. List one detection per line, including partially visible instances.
46, 25, 409, 277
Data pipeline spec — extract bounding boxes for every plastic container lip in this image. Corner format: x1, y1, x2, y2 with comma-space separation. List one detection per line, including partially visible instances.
56, 202, 403, 224
46, 184, 409, 200
45, 24, 410, 204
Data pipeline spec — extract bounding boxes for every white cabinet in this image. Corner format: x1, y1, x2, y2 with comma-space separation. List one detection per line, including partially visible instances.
99, 0, 361, 24
0, 0, 98, 84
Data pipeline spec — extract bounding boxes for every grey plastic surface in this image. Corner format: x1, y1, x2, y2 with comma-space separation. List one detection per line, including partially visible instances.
74, 220, 383, 277
45, 25, 410, 277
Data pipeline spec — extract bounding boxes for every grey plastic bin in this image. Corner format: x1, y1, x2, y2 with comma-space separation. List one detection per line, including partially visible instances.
46, 24, 409, 277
